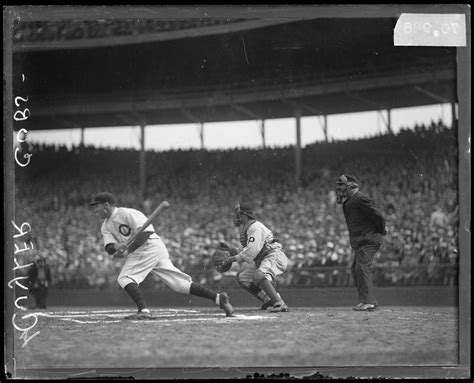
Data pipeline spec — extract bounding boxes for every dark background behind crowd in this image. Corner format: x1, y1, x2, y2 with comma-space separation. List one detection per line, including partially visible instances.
14, 119, 459, 290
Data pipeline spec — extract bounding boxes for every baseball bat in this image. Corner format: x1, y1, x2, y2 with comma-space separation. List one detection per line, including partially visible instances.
113, 201, 170, 257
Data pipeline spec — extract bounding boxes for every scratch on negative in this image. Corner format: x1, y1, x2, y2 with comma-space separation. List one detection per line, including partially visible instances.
241, 36, 249, 64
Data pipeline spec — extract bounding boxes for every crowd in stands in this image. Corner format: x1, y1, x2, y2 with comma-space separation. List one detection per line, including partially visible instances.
14, 119, 460, 289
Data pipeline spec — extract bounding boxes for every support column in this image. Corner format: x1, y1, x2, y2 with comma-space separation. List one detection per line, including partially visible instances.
387, 109, 392, 134
199, 123, 204, 150
451, 102, 457, 129
139, 124, 146, 204
317, 115, 328, 143
323, 115, 328, 143
260, 119, 266, 149
80, 127, 85, 147
295, 111, 302, 187
377, 110, 390, 134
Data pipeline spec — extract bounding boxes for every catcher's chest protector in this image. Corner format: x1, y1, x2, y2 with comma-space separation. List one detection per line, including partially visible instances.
239, 220, 256, 247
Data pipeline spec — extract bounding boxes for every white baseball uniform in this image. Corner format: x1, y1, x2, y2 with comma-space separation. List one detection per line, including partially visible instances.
101, 207, 192, 292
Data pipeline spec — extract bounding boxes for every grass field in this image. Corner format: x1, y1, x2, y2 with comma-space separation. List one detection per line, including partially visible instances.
12, 305, 458, 373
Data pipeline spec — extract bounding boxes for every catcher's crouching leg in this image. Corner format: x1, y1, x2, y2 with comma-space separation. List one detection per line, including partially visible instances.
237, 272, 272, 308
253, 270, 288, 312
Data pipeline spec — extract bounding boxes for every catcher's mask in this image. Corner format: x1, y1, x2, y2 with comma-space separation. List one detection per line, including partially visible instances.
335, 174, 359, 204
233, 202, 255, 226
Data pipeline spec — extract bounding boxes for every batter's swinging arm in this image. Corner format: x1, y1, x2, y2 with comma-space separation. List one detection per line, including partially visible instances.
112, 201, 170, 258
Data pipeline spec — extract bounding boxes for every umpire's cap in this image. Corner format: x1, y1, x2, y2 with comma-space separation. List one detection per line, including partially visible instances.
336, 174, 360, 188
234, 202, 256, 220
89, 192, 117, 206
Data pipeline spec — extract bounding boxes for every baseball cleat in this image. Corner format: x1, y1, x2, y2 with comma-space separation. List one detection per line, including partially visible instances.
270, 301, 289, 313
353, 303, 377, 312
124, 309, 153, 320
260, 299, 273, 310
218, 293, 235, 317
352, 303, 365, 311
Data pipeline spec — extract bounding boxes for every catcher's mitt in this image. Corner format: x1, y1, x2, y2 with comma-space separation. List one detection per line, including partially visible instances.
213, 249, 232, 273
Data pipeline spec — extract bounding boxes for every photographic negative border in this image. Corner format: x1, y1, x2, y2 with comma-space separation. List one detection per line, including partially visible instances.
3, 4, 471, 380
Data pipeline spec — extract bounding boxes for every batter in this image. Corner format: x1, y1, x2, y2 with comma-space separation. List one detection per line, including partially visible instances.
90, 192, 234, 319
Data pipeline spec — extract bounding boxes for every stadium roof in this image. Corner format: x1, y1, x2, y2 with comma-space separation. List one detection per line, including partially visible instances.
10, 5, 459, 131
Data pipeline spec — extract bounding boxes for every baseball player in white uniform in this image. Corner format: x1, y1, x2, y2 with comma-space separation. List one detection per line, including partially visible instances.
219, 202, 289, 312
90, 192, 234, 319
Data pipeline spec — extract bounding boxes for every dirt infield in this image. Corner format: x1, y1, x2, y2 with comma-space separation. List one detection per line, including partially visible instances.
12, 305, 458, 374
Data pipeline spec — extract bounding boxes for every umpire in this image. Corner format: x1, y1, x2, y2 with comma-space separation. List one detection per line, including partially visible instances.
335, 174, 387, 311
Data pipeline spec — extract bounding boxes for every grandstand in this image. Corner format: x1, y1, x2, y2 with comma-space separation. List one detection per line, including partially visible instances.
15, 120, 459, 290
9, 7, 460, 199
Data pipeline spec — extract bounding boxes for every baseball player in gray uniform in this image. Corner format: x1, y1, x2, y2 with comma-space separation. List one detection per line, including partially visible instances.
219, 234, 282, 310
219, 202, 289, 312
90, 192, 234, 319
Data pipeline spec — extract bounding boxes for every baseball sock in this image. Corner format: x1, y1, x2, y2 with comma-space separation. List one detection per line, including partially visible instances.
124, 282, 147, 311
190, 282, 217, 302
247, 282, 263, 296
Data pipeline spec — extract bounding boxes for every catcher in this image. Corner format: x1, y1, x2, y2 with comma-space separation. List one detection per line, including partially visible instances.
213, 245, 278, 310
213, 202, 289, 312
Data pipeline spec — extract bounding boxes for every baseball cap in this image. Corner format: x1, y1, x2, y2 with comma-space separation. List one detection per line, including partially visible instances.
336, 174, 359, 188
234, 202, 256, 219
89, 192, 117, 206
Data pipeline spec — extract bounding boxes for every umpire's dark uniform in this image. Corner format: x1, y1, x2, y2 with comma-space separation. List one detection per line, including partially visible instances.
342, 191, 386, 306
